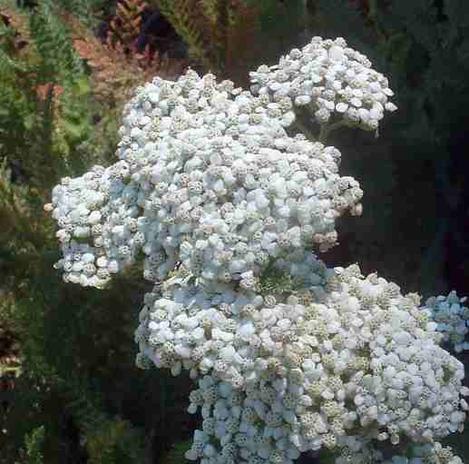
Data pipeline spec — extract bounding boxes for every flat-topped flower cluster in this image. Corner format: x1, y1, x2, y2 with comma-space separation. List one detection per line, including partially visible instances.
250, 37, 397, 130
136, 261, 467, 463
48, 69, 362, 289
336, 440, 464, 464
46, 36, 467, 463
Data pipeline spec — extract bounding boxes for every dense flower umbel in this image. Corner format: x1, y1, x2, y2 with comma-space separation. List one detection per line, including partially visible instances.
136, 262, 468, 463
47, 69, 362, 288
46, 37, 468, 463
335, 440, 464, 464
382, 441, 464, 464
250, 36, 397, 130
48, 163, 143, 288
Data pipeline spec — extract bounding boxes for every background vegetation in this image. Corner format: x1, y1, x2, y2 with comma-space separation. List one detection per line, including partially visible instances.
0, 0, 468, 462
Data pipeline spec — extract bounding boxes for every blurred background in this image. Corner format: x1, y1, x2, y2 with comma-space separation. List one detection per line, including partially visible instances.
0, 0, 468, 462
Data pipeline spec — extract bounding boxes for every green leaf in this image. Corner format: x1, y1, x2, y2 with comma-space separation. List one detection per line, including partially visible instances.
23, 425, 46, 464
160, 440, 192, 464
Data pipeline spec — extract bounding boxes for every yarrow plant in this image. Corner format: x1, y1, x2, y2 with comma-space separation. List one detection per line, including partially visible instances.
46, 37, 468, 463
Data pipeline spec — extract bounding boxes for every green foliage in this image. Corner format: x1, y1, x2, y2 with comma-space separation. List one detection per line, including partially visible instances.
319, 450, 336, 464
0, 3, 95, 190
60, 376, 145, 464
200, 0, 219, 24
22, 426, 46, 464
258, 260, 303, 296
29, 0, 84, 82
51, 0, 109, 27
160, 440, 191, 464
153, 0, 213, 69
0, 3, 156, 463
243, 0, 307, 42
238, 0, 310, 66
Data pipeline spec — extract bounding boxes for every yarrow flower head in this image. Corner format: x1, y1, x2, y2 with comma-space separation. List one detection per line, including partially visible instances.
135, 262, 468, 463
335, 440, 464, 464
47, 69, 363, 289
46, 36, 468, 464
250, 36, 397, 131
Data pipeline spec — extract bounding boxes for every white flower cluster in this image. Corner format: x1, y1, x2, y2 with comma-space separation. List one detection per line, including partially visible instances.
135, 262, 468, 463
47, 69, 363, 289
46, 37, 468, 464
383, 442, 464, 464
250, 36, 397, 130
335, 440, 464, 464
46, 163, 145, 287
424, 291, 469, 353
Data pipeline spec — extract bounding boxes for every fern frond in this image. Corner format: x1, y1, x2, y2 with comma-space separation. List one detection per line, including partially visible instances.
58, 377, 145, 464
200, 0, 220, 24
0, 47, 24, 76
22, 425, 46, 464
29, 0, 83, 82
107, 0, 147, 49
154, 0, 212, 69
52, 0, 105, 27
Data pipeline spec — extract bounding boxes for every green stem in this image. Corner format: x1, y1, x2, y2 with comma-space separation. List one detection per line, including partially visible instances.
318, 121, 348, 144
